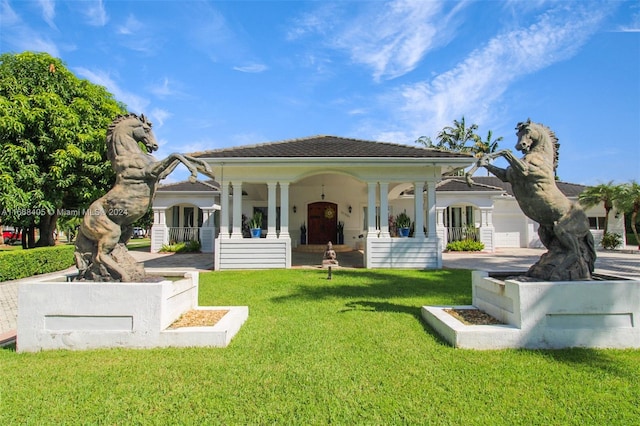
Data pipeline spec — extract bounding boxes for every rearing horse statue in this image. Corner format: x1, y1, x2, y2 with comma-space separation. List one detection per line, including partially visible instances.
466, 119, 595, 281
75, 113, 214, 282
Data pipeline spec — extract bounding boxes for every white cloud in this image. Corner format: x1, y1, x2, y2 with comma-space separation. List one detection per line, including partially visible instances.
289, 0, 466, 82
116, 14, 143, 36
149, 77, 179, 98
37, 0, 56, 28
150, 108, 172, 127
380, 4, 610, 141
74, 67, 149, 113
334, 0, 446, 81
0, 1, 60, 56
82, 0, 108, 27
286, 3, 340, 41
233, 63, 268, 73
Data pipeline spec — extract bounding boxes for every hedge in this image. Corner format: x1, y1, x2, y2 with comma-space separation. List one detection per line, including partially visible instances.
446, 239, 485, 252
0, 245, 75, 282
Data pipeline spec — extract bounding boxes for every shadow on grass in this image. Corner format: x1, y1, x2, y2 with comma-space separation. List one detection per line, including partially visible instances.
271, 268, 472, 305
339, 299, 451, 346
527, 347, 640, 378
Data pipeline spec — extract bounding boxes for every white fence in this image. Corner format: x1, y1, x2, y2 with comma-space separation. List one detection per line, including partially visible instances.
168, 227, 200, 243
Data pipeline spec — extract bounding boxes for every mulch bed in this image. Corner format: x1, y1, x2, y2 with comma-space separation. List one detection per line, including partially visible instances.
168, 309, 229, 329
444, 308, 504, 325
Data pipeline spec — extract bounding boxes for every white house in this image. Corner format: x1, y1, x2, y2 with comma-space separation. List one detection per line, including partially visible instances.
150, 135, 623, 270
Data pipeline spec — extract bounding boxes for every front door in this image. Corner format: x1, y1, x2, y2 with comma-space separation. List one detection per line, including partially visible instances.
308, 202, 338, 245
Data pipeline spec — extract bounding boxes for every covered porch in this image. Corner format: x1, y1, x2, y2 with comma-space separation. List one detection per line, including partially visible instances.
192, 136, 473, 271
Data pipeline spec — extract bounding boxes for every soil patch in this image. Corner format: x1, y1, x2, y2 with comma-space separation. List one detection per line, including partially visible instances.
168, 309, 229, 329
444, 308, 504, 325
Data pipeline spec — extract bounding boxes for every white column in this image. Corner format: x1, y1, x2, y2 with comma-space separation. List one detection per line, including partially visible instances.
231, 181, 243, 239
379, 182, 390, 238
367, 182, 377, 237
200, 208, 216, 253
426, 180, 437, 239
414, 181, 425, 239
266, 181, 277, 239
150, 207, 168, 253
436, 206, 447, 245
279, 182, 290, 238
220, 182, 230, 239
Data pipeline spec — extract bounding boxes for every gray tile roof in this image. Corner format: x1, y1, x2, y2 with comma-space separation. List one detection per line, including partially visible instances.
191, 135, 473, 159
440, 176, 587, 197
157, 179, 219, 192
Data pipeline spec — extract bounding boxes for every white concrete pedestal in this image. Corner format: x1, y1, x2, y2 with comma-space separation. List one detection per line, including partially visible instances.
17, 272, 248, 352
422, 271, 640, 349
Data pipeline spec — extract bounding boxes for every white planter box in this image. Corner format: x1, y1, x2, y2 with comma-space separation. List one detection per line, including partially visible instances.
17, 272, 248, 352
422, 271, 640, 349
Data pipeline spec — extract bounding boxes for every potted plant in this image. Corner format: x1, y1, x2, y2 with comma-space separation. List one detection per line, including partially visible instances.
249, 211, 262, 238
300, 222, 307, 245
396, 212, 411, 237
337, 221, 344, 245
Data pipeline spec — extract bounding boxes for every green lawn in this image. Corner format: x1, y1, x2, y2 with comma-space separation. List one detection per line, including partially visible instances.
1, 269, 638, 424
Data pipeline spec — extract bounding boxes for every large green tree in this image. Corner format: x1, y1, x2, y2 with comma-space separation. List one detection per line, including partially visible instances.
578, 181, 623, 235
617, 181, 640, 249
0, 52, 127, 247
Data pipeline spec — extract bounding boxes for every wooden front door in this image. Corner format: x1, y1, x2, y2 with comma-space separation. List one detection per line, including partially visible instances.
308, 202, 338, 245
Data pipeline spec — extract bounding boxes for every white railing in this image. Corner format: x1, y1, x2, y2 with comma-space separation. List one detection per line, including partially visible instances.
168, 227, 200, 243
447, 227, 479, 242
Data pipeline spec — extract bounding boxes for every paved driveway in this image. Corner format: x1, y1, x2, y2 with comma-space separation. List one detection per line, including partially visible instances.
442, 248, 639, 279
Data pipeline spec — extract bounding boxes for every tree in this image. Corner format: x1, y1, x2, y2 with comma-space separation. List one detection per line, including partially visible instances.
416, 116, 497, 154
415, 116, 502, 176
472, 129, 503, 158
616, 181, 640, 250
472, 130, 503, 176
436, 116, 479, 152
0, 52, 127, 247
578, 181, 623, 235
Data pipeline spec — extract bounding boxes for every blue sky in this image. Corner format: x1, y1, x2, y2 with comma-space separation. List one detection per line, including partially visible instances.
1, 0, 639, 185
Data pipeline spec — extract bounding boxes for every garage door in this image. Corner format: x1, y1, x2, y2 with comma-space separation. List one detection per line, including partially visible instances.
494, 213, 523, 248
495, 232, 520, 247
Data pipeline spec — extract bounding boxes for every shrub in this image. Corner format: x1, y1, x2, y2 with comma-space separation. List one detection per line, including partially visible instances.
601, 233, 623, 250
0, 245, 75, 282
446, 240, 485, 252
160, 240, 201, 253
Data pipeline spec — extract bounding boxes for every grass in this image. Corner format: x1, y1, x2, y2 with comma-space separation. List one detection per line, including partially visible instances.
1, 268, 638, 424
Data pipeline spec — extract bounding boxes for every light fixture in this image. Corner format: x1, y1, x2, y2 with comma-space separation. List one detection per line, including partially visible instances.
293, 205, 297, 213
321, 184, 325, 200
348, 205, 352, 214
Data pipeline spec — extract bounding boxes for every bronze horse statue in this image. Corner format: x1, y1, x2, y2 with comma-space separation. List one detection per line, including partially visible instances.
467, 119, 595, 281
75, 113, 214, 281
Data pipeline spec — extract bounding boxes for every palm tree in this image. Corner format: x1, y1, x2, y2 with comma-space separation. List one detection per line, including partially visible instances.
472, 130, 503, 158
472, 130, 503, 176
436, 116, 479, 152
578, 181, 623, 235
616, 181, 640, 249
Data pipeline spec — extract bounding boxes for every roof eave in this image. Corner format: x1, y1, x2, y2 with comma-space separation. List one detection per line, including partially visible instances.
196, 156, 474, 165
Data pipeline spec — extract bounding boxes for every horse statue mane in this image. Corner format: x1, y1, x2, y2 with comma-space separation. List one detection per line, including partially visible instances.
466, 119, 595, 281
75, 113, 214, 282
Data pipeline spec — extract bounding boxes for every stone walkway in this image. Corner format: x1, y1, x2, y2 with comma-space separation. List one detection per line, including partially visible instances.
1, 246, 638, 345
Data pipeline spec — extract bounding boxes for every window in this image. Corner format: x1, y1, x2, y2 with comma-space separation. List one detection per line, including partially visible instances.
588, 217, 606, 230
